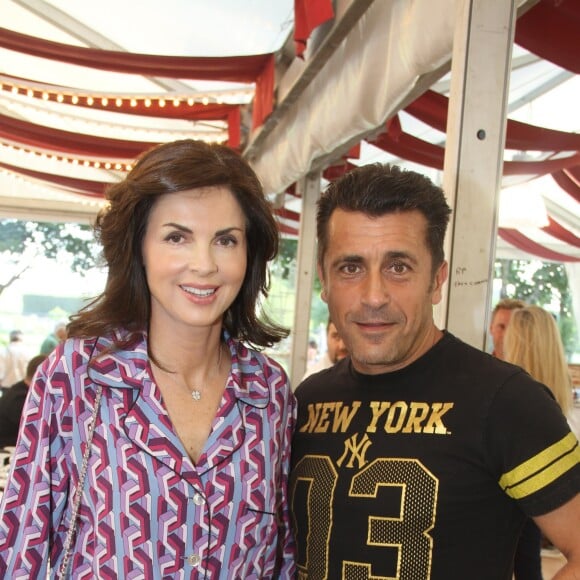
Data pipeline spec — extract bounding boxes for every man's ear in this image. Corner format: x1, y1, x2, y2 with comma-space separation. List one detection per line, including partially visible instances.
317, 263, 328, 303
431, 260, 448, 305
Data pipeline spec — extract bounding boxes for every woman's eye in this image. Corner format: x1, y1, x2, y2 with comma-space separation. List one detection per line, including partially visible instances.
166, 232, 185, 244
217, 236, 237, 247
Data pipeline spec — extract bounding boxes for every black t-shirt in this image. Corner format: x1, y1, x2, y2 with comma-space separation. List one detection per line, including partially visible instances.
290, 331, 580, 580
0, 381, 28, 448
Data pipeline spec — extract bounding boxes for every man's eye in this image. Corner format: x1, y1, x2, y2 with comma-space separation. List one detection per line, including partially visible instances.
391, 262, 408, 274
340, 264, 360, 275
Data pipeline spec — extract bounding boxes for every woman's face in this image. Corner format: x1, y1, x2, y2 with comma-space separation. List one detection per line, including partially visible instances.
142, 186, 247, 336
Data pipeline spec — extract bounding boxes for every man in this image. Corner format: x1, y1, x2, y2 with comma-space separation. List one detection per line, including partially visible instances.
39, 321, 67, 355
0, 330, 28, 388
489, 298, 526, 359
289, 163, 580, 579
302, 318, 349, 381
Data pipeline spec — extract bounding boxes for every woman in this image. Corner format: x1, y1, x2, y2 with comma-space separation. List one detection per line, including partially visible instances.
0, 139, 297, 578
504, 305, 574, 580
505, 305, 572, 418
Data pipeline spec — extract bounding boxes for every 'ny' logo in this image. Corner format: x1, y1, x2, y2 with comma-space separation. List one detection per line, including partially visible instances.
337, 433, 372, 469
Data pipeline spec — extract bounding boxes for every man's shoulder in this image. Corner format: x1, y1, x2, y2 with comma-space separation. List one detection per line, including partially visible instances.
440, 332, 522, 378
295, 357, 350, 399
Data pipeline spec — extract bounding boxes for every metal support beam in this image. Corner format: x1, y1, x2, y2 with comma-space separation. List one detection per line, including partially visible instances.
439, 0, 516, 348
289, 171, 321, 386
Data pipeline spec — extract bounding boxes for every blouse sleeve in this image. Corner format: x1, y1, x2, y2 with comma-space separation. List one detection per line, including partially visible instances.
0, 351, 70, 577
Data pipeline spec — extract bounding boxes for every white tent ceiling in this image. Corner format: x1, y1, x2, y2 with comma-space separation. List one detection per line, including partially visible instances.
0, 0, 293, 220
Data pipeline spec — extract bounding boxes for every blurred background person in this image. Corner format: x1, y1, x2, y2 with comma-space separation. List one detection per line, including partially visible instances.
504, 305, 576, 580
489, 298, 526, 359
302, 318, 348, 381
39, 321, 67, 355
0, 330, 29, 390
307, 339, 319, 367
0, 354, 47, 449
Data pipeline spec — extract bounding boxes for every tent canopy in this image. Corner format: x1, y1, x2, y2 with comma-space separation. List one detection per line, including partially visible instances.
1, 0, 578, 263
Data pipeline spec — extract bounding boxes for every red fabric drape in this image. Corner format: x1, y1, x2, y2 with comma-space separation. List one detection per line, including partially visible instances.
371, 117, 445, 169
405, 89, 580, 152
515, 0, 580, 74
276, 220, 299, 236
323, 161, 357, 181
0, 27, 272, 82
2, 158, 300, 236
498, 228, 579, 262
274, 207, 301, 223
0, 74, 240, 119
1, 75, 241, 147
0, 113, 157, 159
0, 28, 274, 132
294, 0, 335, 58
371, 117, 580, 177
552, 168, 580, 203
0, 160, 109, 196
541, 216, 580, 248
251, 55, 275, 129
227, 107, 241, 149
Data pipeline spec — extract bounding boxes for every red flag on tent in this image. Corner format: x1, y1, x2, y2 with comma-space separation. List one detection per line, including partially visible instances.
294, 0, 334, 58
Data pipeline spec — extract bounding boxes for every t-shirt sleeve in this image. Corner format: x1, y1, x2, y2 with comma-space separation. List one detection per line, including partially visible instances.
485, 370, 580, 517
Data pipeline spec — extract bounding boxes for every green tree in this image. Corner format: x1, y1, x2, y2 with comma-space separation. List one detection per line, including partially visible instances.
494, 259, 577, 357
0, 219, 101, 297
268, 237, 328, 335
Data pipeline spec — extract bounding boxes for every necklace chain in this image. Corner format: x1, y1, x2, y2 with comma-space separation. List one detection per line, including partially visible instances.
191, 343, 222, 402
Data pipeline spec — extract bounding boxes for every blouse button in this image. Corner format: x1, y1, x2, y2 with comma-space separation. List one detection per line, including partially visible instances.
188, 554, 201, 566
193, 493, 204, 505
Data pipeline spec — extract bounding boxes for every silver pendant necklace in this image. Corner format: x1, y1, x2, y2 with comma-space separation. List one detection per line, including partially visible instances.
191, 343, 223, 401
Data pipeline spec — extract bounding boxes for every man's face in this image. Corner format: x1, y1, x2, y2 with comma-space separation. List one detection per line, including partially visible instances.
489, 308, 514, 359
318, 209, 447, 375
326, 322, 348, 364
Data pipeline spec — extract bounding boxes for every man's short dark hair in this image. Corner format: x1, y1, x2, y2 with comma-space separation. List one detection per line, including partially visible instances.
317, 164, 452, 275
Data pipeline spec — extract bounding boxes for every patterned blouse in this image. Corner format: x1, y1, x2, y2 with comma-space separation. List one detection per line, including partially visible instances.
0, 330, 297, 579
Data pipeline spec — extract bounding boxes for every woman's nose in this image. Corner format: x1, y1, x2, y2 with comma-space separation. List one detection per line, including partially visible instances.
189, 245, 218, 275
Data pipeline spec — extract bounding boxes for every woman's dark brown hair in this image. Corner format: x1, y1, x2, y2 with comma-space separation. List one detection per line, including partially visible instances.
68, 139, 287, 348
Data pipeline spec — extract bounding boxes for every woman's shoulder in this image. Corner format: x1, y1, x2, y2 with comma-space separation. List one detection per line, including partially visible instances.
52, 330, 147, 374
228, 337, 291, 397
232, 340, 286, 375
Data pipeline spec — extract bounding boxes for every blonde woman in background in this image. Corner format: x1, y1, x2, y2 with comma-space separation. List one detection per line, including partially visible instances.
504, 305, 574, 425
504, 305, 577, 580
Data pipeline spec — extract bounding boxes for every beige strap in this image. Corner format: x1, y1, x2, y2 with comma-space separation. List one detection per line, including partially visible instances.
58, 385, 103, 579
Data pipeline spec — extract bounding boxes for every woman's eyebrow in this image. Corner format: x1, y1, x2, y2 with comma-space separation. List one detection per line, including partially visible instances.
161, 222, 192, 233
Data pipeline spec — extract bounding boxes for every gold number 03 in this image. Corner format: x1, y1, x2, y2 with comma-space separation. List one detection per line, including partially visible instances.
292, 456, 438, 580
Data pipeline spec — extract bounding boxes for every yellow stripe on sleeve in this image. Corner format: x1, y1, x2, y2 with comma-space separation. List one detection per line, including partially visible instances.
499, 433, 580, 499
